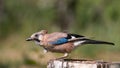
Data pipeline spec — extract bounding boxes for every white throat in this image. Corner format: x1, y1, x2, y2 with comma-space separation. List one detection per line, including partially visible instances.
35, 41, 40, 45
38, 35, 43, 40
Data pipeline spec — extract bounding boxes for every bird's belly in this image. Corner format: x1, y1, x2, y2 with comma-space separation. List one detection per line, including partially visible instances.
47, 43, 74, 53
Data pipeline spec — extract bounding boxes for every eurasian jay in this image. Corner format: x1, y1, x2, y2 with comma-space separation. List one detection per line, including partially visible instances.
26, 30, 114, 59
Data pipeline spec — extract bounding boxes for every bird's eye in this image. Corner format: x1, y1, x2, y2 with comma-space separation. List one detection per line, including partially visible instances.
35, 34, 38, 37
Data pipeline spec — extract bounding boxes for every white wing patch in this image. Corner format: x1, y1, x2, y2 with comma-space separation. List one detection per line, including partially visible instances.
73, 41, 85, 46
71, 36, 76, 39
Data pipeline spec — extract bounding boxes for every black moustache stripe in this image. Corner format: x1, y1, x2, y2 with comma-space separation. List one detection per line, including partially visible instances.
34, 39, 40, 42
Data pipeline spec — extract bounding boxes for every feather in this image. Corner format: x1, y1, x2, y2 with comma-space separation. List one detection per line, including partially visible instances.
66, 34, 85, 39
82, 39, 115, 45
49, 38, 68, 45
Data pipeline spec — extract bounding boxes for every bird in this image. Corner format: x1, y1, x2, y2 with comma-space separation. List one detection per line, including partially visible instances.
26, 30, 114, 59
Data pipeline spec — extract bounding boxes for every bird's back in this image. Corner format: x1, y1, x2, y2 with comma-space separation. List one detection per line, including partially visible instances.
41, 32, 67, 45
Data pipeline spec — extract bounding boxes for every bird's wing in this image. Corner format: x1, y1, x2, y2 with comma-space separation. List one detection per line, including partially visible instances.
43, 33, 114, 46
43, 32, 68, 45
66, 33, 86, 42
44, 33, 86, 45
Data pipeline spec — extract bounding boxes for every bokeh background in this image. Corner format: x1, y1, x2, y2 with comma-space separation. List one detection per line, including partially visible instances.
0, 0, 120, 68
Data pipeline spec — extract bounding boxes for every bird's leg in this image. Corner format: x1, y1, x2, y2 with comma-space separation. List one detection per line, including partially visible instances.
40, 45, 48, 54
56, 53, 69, 60
43, 49, 48, 54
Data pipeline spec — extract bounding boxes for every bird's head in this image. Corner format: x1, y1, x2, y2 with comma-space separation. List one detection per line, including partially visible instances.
26, 30, 48, 44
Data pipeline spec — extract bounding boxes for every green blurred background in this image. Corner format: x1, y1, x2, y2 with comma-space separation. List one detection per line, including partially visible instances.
0, 0, 120, 68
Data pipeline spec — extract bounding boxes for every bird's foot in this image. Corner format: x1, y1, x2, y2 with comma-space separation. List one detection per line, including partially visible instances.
55, 53, 69, 60
49, 57, 64, 61
48, 53, 69, 64
55, 57, 66, 60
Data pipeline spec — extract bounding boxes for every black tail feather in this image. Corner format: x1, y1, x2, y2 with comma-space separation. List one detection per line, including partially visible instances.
82, 39, 115, 45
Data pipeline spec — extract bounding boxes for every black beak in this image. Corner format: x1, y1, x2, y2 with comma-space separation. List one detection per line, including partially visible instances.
26, 38, 33, 41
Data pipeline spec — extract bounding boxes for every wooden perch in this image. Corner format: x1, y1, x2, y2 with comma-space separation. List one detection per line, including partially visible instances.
47, 59, 120, 68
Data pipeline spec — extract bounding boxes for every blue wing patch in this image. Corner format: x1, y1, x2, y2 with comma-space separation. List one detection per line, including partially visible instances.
50, 38, 68, 45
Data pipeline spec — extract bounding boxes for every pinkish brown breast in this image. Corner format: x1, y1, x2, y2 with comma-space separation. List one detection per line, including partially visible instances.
47, 42, 75, 53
